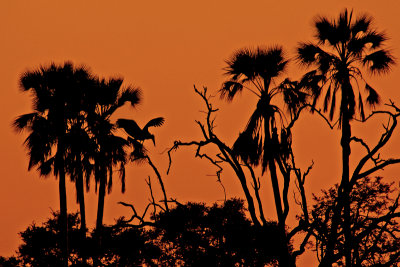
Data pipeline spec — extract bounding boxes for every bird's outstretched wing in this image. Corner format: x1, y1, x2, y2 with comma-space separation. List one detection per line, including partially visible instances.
144, 117, 165, 129
116, 119, 142, 138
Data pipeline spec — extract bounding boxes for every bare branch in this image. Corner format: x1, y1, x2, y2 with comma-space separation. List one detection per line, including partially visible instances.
306, 104, 338, 129
145, 155, 169, 211
351, 105, 400, 186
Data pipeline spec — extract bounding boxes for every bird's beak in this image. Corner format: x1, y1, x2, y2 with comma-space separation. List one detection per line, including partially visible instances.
152, 136, 156, 146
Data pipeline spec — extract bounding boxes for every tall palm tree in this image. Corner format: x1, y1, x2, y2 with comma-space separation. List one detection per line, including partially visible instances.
297, 9, 394, 265
64, 119, 95, 239
220, 46, 306, 267
13, 62, 92, 266
86, 77, 142, 230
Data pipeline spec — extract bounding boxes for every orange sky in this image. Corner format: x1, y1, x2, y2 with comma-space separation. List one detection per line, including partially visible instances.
1, 1, 400, 265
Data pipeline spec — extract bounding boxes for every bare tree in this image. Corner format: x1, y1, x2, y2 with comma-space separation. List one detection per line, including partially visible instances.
167, 86, 314, 265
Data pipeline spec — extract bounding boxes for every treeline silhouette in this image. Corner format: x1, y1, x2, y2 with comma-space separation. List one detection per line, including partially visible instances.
4, 9, 400, 266
2, 199, 281, 266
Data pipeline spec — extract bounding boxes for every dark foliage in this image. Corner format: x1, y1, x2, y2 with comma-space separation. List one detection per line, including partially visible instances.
151, 198, 281, 266
310, 177, 400, 266
9, 199, 282, 266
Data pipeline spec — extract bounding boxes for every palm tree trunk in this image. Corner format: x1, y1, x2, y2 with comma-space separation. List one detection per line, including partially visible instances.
319, 92, 353, 267
77, 175, 86, 234
56, 99, 68, 267
75, 160, 86, 234
75, 168, 87, 263
264, 120, 283, 221
263, 120, 295, 266
341, 108, 352, 266
57, 147, 68, 267
96, 170, 106, 230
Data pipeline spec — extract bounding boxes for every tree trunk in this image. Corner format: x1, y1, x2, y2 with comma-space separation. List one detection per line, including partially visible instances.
94, 168, 106, 266
264, 120, 283, 221
264, 119, 295, 266
96, 173, 106, 230
75, 168, 87, 264
341, 108, 352, 266
57, 149, 68, 267
76, 163, 86, 234
319, 84, 353, 266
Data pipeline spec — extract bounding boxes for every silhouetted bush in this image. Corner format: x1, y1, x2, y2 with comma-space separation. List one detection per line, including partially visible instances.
9, 198, 282, 266
151, 198, 281, 266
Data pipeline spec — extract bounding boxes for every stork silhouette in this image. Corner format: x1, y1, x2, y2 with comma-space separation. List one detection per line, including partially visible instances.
116, 117, 164, 145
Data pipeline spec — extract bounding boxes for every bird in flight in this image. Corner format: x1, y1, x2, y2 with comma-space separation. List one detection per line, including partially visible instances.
116, 117, 165, 145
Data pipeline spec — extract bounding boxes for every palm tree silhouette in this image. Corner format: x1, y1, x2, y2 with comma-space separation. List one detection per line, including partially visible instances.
13, 62, 93, 266
220, 46, 306, 266
86, 77, 141, 230
64, 116, 96, 248
116, 117, 165, 145
297, 9, 394, 265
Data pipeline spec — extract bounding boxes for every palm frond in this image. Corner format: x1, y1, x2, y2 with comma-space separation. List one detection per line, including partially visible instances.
365, 83, 380, 107
13, 113, 38, 132
224, 48, 255, 79
348, 37, 366, 56
117, 86, 142, 108
323, 85, 331, 112
255, 46, 288, 78
358, 92, 365, 121
347, 86, 356, 118
107, 166, 113, 194
279, 79, 308, 115
245, 104, 263, 137
279, 128, 292, 160
220, 80, 244, 101
232, 131, 262, 166
363, 31, 387, 49
300, 71, 325, 108
119, 164, 126, 193
37, 157, 55, 177
336, 9, 352, 43
297, 43, 320, 65
19, 69, 44, 92
329, 88, 337, 120
314, 16, 336, 44
363, 50, 395, 74
351, 14, 372, 37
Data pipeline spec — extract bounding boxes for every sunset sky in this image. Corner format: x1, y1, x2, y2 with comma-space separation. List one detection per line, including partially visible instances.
1, 1, 400, 265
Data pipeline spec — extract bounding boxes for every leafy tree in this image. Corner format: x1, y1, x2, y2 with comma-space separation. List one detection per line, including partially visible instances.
88, 223, 159, 266
151, 198, 282, 266
297, 9, 395, 265
17, 212, 83, 267
310, 177, 400, 266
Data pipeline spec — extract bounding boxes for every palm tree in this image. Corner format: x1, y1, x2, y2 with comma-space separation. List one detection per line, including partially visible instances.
297, 9, 394, 265
86, 77, 142, 230
64, 69, 97, 242
13, 62, 92, 266
64, 117, 96, 256
220, 46, 306, 267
